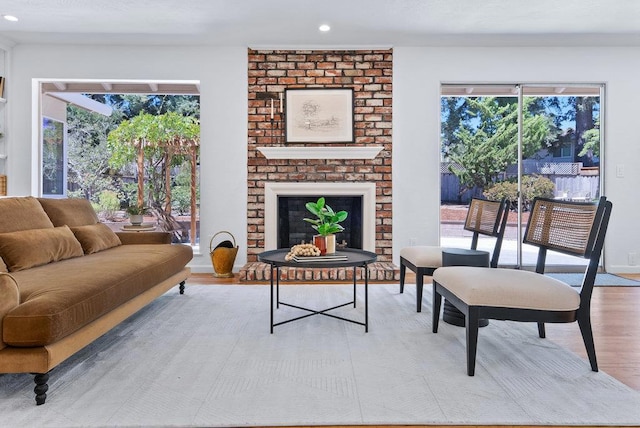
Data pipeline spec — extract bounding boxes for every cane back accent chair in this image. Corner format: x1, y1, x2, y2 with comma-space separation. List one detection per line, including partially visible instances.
399, 197, 509, 312
432, 196, 613, 376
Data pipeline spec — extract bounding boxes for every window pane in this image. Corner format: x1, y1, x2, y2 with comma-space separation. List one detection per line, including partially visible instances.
42, 118, 65, 196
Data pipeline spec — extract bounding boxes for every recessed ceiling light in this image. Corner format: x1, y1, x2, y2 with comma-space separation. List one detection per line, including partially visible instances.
319, 24, 331, 32
2, 15, 18, 22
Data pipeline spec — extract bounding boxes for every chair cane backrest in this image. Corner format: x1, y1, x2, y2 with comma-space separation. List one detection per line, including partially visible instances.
463, 198, 509, 268
523, 196, 613, 303
524, 197, 607, 259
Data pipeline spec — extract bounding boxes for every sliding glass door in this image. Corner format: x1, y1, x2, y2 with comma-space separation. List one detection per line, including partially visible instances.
440, 83, 603, 270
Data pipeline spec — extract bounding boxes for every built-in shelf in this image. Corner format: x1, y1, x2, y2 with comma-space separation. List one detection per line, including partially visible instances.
0, 98, 6, 104
257, 146, 383, 160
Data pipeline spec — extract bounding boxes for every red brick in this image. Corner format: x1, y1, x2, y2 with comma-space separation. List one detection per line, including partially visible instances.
297, 62, 316, 70
247, 49, 393, 271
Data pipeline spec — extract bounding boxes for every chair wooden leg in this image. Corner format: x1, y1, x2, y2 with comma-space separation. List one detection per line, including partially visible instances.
432, 283, 442, 333
537, 322, 546, 338
466, 307, 480, 376
399, 260, 406, 294
416, 271, 424, 313
578, 311, 599, 372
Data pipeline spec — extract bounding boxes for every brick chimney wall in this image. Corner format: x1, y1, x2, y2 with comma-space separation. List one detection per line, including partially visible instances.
247, 49, 393, 262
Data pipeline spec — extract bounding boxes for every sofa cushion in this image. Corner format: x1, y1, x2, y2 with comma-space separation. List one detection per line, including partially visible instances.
0, 273, 20, 351
38, 198, 99, 227
0, 226, 84, 272
4, 243, 193, 347
0, 196, 54, 233
71, 223, 122, 254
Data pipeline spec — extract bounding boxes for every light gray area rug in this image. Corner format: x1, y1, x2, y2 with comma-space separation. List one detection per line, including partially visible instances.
1, 284, 639, 427
546, 272, 640, 287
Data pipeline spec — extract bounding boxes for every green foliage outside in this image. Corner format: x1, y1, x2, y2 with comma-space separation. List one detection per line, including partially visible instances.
172, 164, 200, 215
62, 95, 200, 240
441, 95, 600, 203
579, 118, 600, 158
483, 175, 555, 210
445, 97, 553, 193
106, 110, 200, 241
96, 190, 121, 220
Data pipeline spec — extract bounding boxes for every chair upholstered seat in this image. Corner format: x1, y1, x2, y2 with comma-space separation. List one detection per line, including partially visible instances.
399, 198, 509, 312
432, 266, 580, 311
399, 246, 445, 268
431, 196, 613, 376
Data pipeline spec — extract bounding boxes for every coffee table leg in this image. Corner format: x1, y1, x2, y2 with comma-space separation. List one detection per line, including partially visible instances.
353, 266, 357, 308
365, 263, 369, 333
270, 264, 274, 334
276, 266, 280, 309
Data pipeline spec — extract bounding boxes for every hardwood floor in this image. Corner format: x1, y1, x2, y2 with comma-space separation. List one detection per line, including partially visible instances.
190, 272, 640, 391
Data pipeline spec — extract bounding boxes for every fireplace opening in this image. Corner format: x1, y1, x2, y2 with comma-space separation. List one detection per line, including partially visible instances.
277, 196, 363, 249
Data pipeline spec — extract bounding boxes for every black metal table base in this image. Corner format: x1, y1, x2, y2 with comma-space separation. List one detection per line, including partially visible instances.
270, 265, 369, 333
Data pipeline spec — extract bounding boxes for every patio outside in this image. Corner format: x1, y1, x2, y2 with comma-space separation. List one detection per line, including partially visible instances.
440, 204, 588, 270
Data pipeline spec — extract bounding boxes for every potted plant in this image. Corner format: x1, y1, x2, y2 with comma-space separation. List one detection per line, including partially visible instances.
303, 197, 348, 254
126, 204, 148, 226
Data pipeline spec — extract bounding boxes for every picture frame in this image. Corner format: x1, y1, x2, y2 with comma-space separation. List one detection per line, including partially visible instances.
285, 88, 354, 143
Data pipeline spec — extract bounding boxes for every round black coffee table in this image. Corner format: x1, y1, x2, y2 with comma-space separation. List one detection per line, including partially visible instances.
258, 248, 377, 333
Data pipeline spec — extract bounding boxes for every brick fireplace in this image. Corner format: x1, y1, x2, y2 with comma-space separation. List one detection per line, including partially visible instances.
241, 48, 396, 281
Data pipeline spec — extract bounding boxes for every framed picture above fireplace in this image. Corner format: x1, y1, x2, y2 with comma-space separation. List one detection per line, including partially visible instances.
285, 88, 354, 143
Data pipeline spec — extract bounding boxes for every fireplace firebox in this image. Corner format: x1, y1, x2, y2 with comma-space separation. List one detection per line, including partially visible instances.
277, 196, 363, 249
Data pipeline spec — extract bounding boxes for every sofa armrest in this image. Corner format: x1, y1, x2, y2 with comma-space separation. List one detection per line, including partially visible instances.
116, 232, 172, 245
0, 273, 20, 351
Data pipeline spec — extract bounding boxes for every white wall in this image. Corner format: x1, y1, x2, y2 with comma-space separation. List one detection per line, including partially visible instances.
394, 46, 640, 273
7, 44, 248, 273
6, 44, 640, 274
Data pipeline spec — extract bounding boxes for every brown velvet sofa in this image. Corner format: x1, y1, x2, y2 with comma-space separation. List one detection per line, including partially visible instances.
0, 196, 192, 405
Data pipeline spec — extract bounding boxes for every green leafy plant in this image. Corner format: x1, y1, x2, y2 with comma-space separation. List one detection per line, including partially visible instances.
125, 204, 149, 216
96, 190, 121, 221
483, 174, 555, 210
303, 197, 348, 236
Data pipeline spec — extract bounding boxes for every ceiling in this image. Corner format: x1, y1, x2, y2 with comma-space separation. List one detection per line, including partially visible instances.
1, 0, 640, 48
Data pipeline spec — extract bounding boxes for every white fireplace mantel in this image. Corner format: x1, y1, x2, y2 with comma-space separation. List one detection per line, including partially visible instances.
264, 182, 376, 251
257, 146, 383, 160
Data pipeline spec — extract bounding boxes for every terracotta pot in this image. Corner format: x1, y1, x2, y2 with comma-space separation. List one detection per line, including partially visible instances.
313, 235, 327, 255
313, 234, 336, 255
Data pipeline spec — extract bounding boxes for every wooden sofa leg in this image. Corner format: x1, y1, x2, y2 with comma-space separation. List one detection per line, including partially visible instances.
179, 281, 186, 294
33, 372, 49, 405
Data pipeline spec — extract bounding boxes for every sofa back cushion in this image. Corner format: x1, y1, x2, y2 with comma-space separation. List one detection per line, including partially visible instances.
0, 197, 54, 233
0, 226, 84, 272
71, 223, 122, 254
38, 198, 99, 227
0, 197, 56, 272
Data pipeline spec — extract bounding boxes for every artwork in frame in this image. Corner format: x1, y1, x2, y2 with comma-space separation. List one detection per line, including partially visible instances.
285, 88, 354, 143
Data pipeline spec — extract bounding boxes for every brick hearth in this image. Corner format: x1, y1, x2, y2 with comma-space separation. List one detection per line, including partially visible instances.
239, 261, 399, 282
